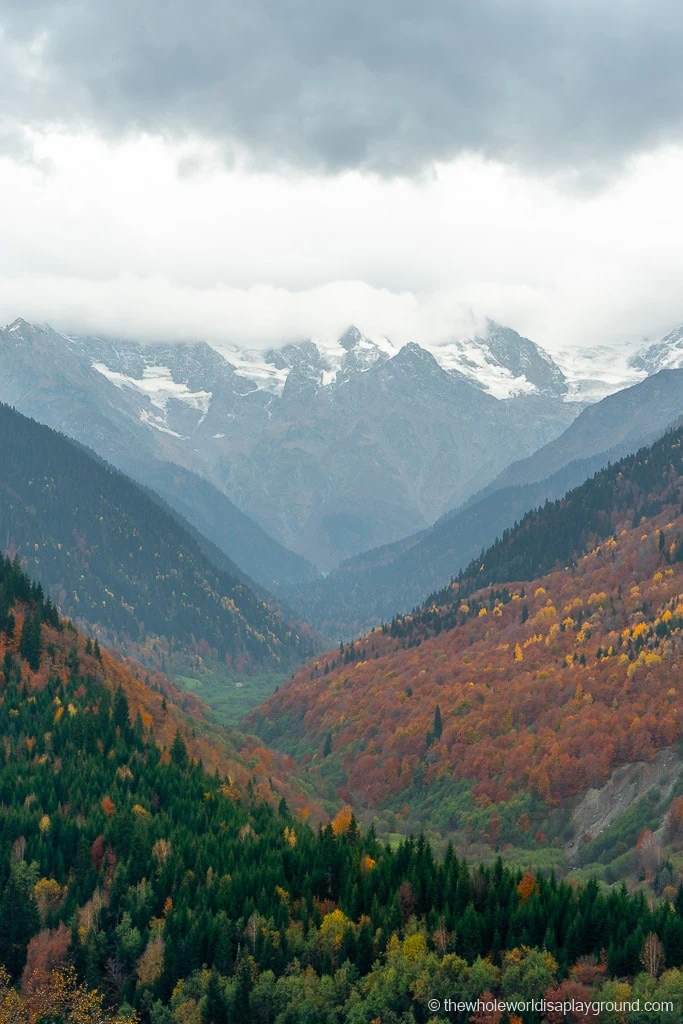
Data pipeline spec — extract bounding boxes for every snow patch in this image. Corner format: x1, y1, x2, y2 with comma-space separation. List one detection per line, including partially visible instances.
93, 362, 212, 414
138, 408, 186, 438
552, 345, 646, 404
433, 339, 538, 398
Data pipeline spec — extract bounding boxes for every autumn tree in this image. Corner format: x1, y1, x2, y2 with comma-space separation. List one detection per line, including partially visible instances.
641, 932, 665, 979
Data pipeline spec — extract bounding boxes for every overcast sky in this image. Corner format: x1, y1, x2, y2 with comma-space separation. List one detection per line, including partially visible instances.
1, 0, 683, 354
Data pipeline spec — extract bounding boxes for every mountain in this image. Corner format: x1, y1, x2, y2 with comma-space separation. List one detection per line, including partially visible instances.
132, 461, 318, 590
1, 317, 579, 569
0, 551, 322, 811
280, 371, 683, 637
473, 368, 683, 499
2, 555, 680, 1018
70, 325, 577, 568
278, 444, 645, 639
0, 403, 315, 671
0, 319, 317, 589
433, 320, 568, 399
249, 428, 683, 854
630, 323, 683, 374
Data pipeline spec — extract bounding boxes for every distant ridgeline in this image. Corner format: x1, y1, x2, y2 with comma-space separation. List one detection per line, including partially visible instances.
2, 557, 683, 1021
409, 424, 683, 638
0, 402, 315, 672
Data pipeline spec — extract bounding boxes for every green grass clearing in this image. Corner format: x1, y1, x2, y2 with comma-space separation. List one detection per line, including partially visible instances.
174, 668, 288, 727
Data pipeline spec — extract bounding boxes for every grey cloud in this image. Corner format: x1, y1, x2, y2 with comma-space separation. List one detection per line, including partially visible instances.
1, 0, 683, 175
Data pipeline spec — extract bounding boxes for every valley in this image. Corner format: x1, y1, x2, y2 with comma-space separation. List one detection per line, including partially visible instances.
1, 313, 683, 1023
250, 428, 683, 880
5, 7, 683, 1017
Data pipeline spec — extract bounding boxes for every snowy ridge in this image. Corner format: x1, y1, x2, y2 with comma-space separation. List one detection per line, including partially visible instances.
630, 325, 683, 374
5, 316, 680, 410
93, 362, 212, 437
433, 339, 538, 398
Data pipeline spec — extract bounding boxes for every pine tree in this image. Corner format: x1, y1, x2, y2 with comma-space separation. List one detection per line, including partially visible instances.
170, 729, 188, 769
0, 865, 40, 978
19, 610, 41, 671
202, 969, 229, 1024
433, 704, 443, 740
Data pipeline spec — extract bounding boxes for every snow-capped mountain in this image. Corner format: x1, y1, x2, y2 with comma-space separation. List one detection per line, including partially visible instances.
0, 316, 579, 569
214, 321, 568, 402
630, 324, 683, 374
551, 343, 646, 404
432, 321, 568, 399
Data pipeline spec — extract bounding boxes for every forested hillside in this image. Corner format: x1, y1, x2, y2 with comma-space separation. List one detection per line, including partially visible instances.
0, 403, 315, 672
251, 429, 683, 858
0, 552, 324, 813
2, 555, 683, 1023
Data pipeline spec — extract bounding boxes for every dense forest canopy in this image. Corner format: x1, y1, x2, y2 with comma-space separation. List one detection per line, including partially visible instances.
1, 557, 683, 1022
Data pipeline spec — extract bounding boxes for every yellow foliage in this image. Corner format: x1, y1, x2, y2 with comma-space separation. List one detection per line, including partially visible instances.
283, 826, 297, 847
532, 605, 556, 625
320, 908, 351, 949
275, 885, 290, 906
402, 932, 428, 962
0, 964, 138, 1023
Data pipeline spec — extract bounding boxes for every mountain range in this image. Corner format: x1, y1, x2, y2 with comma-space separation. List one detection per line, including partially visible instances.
66, 320, 582, 568
0, 317, 584, 570
2, 337, 683, 1018
1, 311, 681, 588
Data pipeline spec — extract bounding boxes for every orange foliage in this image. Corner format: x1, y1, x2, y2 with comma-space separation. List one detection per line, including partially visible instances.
332, 805, 354, 835
252, 501, 683, 823
100, 796, 115, 818
516, 872, 537, 902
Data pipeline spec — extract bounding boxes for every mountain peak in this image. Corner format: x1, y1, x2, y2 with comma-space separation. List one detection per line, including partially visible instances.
390, 342, 444, 374
338, 325, 363, 350
630, 324, 683, 374
7, 317, 31, 332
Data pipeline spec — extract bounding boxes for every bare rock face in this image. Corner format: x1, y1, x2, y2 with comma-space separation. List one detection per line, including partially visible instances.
566, 747, 682, 865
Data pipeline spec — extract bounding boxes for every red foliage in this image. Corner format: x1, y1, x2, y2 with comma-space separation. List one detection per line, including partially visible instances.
90, 835, 106, 871
21, 922, 70, 1004
251, 499, 683, 832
